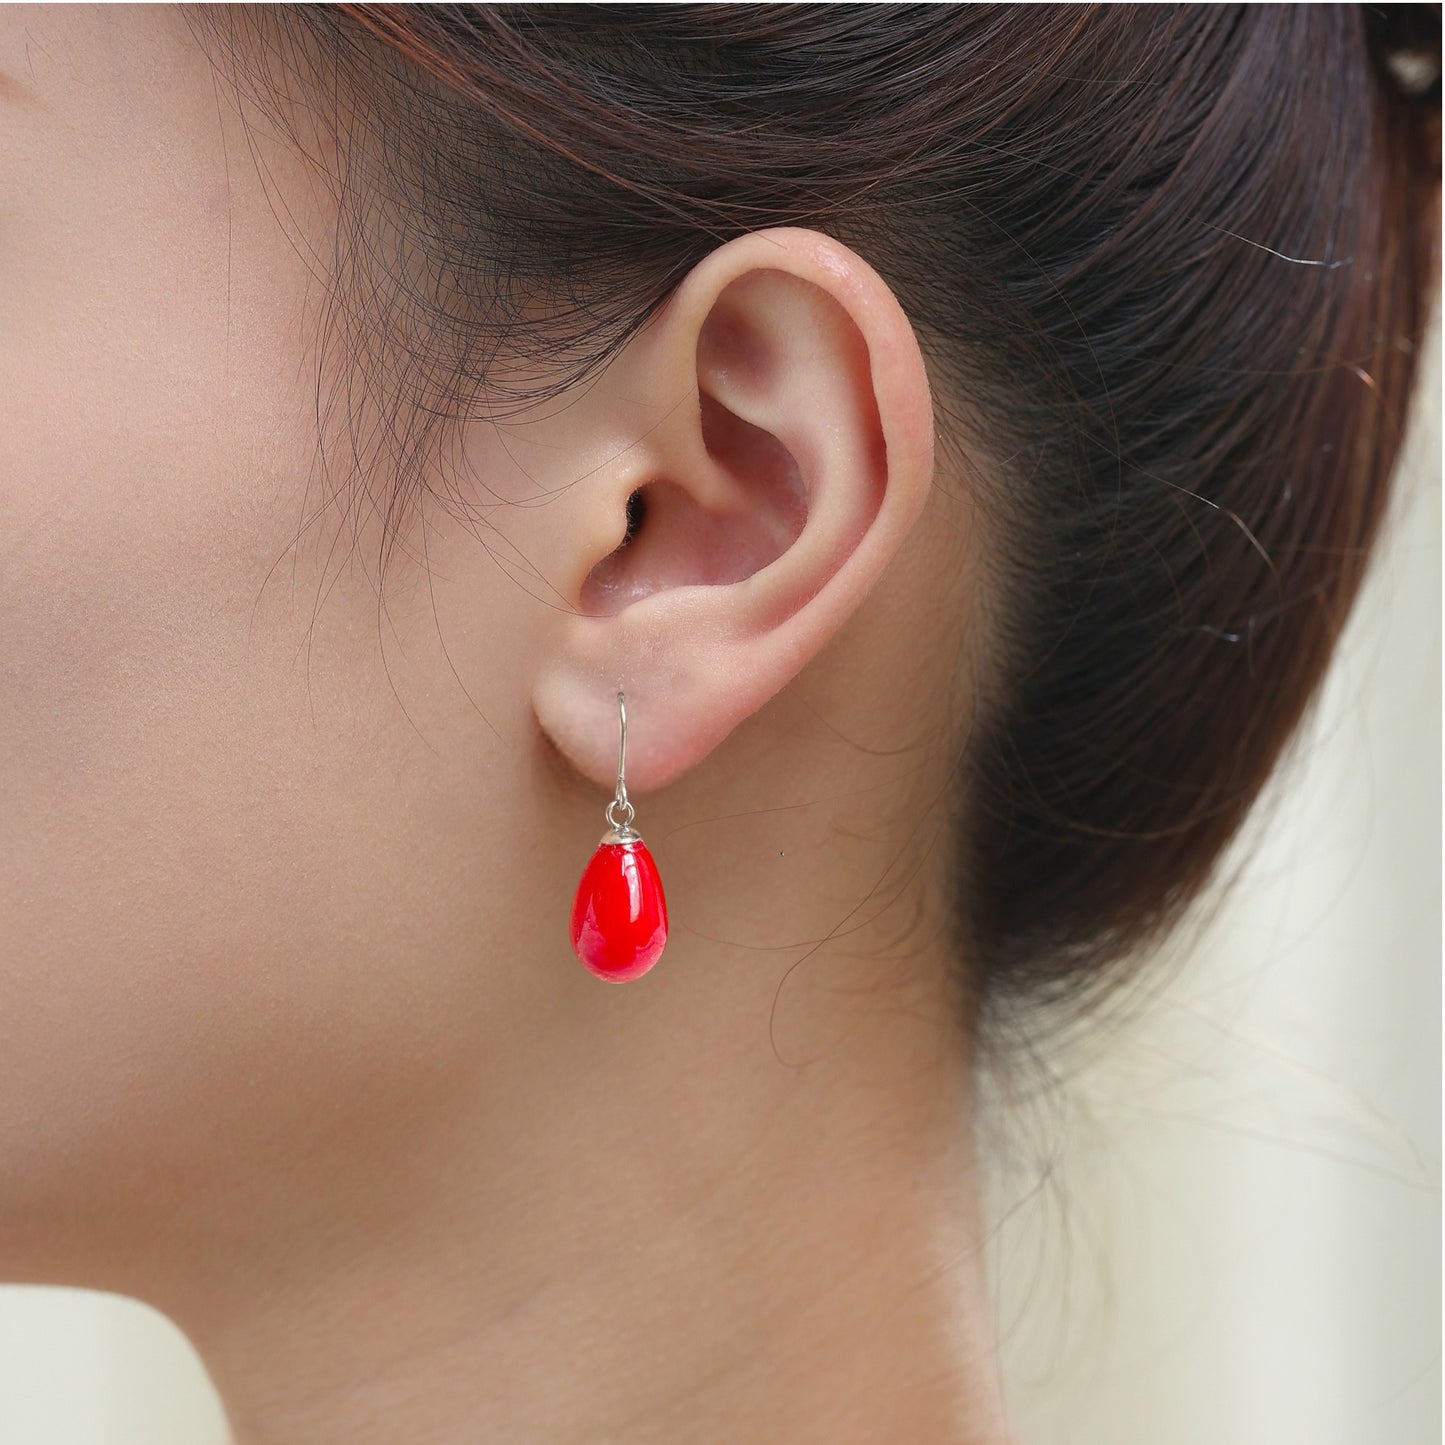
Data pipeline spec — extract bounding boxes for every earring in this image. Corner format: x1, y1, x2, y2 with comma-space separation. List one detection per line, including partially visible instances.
569, 687, 669, 982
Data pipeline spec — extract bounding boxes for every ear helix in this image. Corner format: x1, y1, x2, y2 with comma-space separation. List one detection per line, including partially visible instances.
568, 688, 669, 982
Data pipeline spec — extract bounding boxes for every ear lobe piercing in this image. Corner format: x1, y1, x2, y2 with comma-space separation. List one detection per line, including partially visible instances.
569, 688, 669, 982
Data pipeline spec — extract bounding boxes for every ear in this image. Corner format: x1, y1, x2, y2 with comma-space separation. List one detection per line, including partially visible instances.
531, 226, 935, 798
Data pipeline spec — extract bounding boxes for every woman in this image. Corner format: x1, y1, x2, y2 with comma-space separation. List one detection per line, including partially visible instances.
1, 5, 1437, 1442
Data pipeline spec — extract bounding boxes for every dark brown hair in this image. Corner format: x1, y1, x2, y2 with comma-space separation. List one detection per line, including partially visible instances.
185, 4, 1441, 1046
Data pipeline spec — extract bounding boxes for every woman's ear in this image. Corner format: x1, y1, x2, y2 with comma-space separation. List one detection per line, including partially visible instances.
530, 226, 936, 797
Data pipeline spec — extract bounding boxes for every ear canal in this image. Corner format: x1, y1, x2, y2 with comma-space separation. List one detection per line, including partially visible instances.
621, 488, 646, 547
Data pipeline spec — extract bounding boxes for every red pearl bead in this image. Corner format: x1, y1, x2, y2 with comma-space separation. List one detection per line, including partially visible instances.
570, 839, 669, 982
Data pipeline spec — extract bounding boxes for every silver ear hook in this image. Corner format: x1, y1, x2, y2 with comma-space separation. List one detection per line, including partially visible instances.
603, 687, 640, 842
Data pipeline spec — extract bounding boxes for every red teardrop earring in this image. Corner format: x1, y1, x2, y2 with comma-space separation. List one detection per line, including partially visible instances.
569, 687, 669, 982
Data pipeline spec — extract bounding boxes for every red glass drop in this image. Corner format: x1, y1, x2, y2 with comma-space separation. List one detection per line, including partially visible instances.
570, 839, 669, 982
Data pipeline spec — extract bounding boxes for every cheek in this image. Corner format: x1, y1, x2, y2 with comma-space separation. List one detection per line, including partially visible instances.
0, 181, 326, 1235
0, 206, 540, 1259
0, 40, 483, 1243
0, 294, 459, 1250
0, 10, 560, 1267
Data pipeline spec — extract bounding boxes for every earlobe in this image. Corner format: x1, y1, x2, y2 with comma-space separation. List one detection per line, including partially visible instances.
532, 227, 935, 801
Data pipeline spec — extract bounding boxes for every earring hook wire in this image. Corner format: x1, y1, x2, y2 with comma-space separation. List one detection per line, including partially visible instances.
605, 687, 635, 832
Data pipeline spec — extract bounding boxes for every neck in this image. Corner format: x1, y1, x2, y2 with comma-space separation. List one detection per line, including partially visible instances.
155, 937, 1011, 1445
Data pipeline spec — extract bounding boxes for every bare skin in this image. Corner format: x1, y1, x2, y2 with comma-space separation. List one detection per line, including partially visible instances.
0, 7, 1010, 1443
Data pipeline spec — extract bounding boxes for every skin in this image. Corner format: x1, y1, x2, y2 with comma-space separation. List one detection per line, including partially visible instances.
0, 7, 1010, 1444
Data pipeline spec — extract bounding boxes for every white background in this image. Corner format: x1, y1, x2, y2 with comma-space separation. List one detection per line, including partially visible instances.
0, 328, 1438, 1445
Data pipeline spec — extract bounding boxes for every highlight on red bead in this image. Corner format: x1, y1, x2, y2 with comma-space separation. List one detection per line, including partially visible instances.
570, 839, 669, 982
